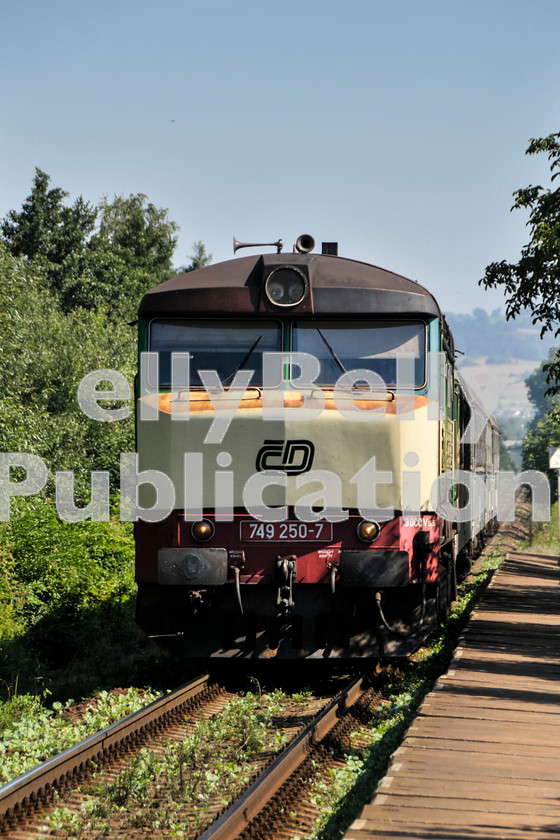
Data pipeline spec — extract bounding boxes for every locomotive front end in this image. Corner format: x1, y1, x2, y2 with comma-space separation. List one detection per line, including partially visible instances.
134, 243, 460, 660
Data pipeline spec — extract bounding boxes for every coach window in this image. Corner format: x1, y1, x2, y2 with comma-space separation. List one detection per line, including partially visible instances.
292, 321, 426, 387
149, 320, 282, 387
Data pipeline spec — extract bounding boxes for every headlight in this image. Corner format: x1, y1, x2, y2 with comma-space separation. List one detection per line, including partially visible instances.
265, 267, 307, 307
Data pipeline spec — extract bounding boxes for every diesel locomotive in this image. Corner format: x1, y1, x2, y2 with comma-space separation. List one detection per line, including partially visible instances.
134, 235, 499, 660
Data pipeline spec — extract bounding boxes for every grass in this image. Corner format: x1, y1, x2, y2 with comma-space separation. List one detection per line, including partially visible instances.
520, 500, 560, 554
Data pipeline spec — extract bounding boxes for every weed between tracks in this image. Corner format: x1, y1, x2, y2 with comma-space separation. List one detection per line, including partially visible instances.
47, 690, 310, 839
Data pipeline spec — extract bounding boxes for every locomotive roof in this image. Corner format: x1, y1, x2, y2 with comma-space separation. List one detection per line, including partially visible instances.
138, 253, 442, 319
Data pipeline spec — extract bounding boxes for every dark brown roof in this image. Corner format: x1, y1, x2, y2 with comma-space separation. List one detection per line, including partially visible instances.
138, 253, 442, 319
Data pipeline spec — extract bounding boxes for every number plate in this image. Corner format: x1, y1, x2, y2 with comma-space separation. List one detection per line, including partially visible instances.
240, 520, 333, 542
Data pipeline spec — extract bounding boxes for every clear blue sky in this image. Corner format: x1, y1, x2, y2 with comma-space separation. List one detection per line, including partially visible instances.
1, 0, 559, 314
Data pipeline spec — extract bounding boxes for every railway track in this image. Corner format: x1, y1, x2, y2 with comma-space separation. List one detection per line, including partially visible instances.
0, 670, 382, 839
0, 673, 218, 835
199, 673, 378, 840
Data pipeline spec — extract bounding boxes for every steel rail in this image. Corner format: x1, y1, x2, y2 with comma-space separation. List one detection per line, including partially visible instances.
0, 672, 211, 833
199, 673, 366, 840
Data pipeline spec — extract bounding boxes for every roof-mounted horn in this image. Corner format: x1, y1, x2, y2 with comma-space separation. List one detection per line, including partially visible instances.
233, 236, 284, 254
294, 234, 315, 253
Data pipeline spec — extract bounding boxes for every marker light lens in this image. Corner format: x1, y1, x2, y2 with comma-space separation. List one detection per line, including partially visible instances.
191, 519, 215, 542
357, 520, 381, 543
265, 267, 307, 306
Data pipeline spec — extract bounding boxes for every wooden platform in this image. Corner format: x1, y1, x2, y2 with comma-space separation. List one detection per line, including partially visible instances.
346, 551, 560, 839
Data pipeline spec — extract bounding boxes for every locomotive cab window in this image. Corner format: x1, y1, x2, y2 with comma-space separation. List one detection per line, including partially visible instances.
149, 320, 282, 387
292, 321, 426, 387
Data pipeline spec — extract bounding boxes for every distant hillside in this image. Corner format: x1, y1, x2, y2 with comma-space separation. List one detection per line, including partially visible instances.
459, 359, 538, 418
445, 309, 551, 365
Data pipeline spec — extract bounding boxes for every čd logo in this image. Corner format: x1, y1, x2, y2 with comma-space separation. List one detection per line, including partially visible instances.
255, 440, 315, 475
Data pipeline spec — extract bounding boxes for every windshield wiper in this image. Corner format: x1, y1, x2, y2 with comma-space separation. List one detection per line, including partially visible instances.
316, 328, 348, 375
222, 335, 263, 386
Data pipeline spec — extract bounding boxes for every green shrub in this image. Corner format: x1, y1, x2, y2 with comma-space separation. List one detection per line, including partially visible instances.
0, 498, 136, 677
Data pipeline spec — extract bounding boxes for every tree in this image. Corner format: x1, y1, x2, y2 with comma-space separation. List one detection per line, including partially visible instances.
76, 193, 179, 318
0, 242, 135, 491
1, 168, 97, 263
525, 348, 560, 423
92, 194, 178, 279
1, 168, 97, 298
522, 407, 560, 478
480, 132, 560, 388
1, 173, 181, 319
519, 351, 560, 479
175, 239, 213, 274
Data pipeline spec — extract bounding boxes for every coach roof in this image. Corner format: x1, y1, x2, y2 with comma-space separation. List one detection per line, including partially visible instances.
138, 253, 442, 319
